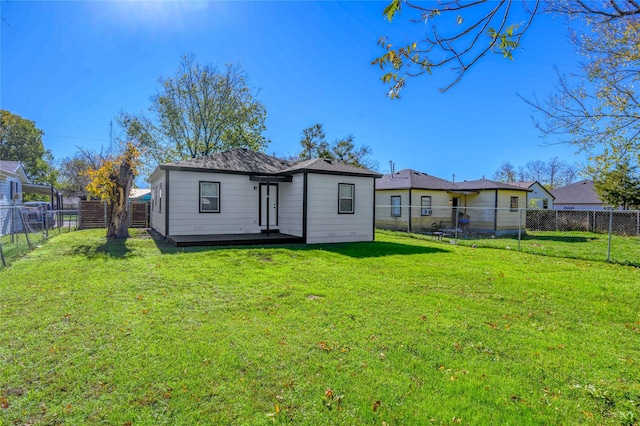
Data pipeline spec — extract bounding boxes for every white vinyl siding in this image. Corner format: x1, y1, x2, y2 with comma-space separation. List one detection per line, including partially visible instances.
1, 177, 21, 204
278, 174, 303, 237
169, 171, 261, 235
148, 171, 166, 236
306, 174, 374, 244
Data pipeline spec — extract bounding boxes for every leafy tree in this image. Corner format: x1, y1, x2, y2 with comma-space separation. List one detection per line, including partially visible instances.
297, 123, 376, 170
86, 142, 142, 239
0, 109, 57, 184
525, 18, 640, 174
594, 162, 640, 210
374, 1, 640, 96
493, 157, 577, 189
138, 54, 268, 164
57, 154, 95, 197
374, 1, 640, 175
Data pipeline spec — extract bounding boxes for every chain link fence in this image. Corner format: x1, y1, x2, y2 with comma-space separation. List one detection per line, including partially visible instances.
376, 204, 640, 266
0, 205, 79, 268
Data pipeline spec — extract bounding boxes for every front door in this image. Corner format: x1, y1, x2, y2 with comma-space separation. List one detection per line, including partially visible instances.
451, 197, 459, 227
259, 183, 278, 228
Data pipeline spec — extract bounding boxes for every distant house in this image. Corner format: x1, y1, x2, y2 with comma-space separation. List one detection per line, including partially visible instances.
148, 148, 381, 246
551, 180, 607, 210
0, 160, 28, 206
0, 161, 30, 235
129, 188, 151, 202
513, 181, 555, 209
375, 169, 530, 236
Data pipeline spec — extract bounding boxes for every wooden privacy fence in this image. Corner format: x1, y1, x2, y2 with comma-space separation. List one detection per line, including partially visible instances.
78, 201, 149, 229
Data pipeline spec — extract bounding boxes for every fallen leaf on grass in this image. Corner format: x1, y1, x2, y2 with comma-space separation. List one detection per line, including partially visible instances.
318, 341, 332, 351
323, 388, 343, 409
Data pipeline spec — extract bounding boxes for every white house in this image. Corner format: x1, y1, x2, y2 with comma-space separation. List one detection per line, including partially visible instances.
513, 181, 555, 209
0, 160, 28, 205
1, 160, 30, 235
148, 149, 381, 246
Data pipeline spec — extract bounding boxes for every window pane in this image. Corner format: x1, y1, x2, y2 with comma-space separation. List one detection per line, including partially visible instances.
421, 196, 431, 208
340, 199, 353, 213
201, 196, 219, 211
201, 182, 218, 197
391, 196, 401, 217
340, 184, 353, 198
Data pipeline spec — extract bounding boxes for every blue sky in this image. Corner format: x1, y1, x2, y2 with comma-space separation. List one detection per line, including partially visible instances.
1, 1, 583, 183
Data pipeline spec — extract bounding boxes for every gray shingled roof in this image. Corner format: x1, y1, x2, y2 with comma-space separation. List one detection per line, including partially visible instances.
376, 170, 529, 192
0, 160, 22, 175
512, 181, 536, 189
376, 169, 456, 190
160, 149, 294, 174
551, 180, 602, 204
282, 158, 382, 177
455, 178, 528, 191
158, 148, 381, 177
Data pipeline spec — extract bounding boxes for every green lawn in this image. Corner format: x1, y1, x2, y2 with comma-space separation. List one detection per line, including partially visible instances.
1, 229, 639, 425
415, 229, 640, 266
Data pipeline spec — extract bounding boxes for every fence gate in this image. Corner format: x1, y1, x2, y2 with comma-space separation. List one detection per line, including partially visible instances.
79, 201, 149, 229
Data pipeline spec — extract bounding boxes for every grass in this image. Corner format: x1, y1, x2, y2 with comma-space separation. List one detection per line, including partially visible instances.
410, 229, 640, 267
1, 229, 639, 425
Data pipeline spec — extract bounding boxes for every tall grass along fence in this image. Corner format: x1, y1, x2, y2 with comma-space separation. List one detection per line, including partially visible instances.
376, 204, 640, 266
0, 205, 79, 268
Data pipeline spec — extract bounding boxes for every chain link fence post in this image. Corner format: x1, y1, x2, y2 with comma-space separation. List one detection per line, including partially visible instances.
607, 208, 613, 262
518, 208, 522, 252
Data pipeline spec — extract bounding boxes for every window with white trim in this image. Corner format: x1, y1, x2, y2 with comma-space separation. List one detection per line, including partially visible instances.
421, 196, 432, 216
391, 196, 401, 217
338, 183, 354, 214
200, 181, 220, 213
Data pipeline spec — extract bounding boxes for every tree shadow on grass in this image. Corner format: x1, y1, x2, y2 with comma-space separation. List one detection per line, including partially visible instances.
523, 235, 599, 243
68, 238, 131, 258
309, 241, 450, 258
147, 229, 449, 258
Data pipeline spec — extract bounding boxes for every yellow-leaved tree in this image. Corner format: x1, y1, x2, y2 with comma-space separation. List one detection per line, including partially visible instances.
86, 142, 142, 239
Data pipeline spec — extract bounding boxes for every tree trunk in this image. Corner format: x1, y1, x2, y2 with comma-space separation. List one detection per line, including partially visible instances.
106, 161, 134, 239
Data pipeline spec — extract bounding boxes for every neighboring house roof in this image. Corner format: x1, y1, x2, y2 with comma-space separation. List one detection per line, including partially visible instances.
513, 181, 555, 199
512, 181, 536, 189
376, 169, 456, 190
455, 178, 528, 191
154, 148, 381, 178
376, 170, 529, 192
129, 188, 151, 199
0, 160, 30, 182
551, 180, 602, 205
